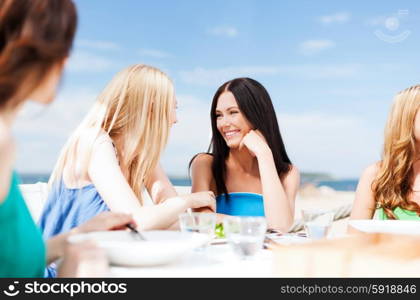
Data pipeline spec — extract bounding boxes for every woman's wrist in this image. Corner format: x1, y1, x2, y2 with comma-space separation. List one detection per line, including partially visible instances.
170, 194, 190, 211
255, 146, 273, 160
47, 233, 69, 264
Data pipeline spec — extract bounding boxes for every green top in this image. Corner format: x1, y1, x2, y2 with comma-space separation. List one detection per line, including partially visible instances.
376, 206, 420, 220
0, 172, 46, 277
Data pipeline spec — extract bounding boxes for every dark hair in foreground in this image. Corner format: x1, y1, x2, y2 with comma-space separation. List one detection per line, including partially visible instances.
190, 77, 292, 197
0, 0, 77, 109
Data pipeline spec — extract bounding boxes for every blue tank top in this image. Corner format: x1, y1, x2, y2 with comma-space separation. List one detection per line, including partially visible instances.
216, 193, 265, 216
38, 180, 109, 277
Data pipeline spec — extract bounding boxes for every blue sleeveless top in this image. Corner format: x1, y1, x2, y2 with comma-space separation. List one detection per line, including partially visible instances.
38, 180, 109, 277
216, 193, 265, 216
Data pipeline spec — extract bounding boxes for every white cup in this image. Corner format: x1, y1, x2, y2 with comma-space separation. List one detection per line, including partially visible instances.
301, 208, 334, 240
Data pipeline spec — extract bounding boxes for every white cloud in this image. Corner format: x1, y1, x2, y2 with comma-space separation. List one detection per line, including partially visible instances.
179, 64, 361, 86
207, 26, 238, 37
299, 39, 335, 56
318, 12, 351, 24
76, 39, 121, 51
67, 51, 115, 72
139, 48, 171, 58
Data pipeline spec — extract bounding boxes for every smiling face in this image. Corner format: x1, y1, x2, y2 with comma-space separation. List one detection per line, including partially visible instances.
215, 91, 253, 148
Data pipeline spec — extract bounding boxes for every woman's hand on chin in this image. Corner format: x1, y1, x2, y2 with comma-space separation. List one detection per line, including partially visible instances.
239, 130, 271, 158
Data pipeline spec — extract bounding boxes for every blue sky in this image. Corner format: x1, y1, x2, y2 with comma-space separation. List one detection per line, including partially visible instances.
13, 0, 420, 179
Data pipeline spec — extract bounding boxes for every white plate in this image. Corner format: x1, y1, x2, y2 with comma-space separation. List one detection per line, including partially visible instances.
348, 220, 420, 235
68, 230, 211, 267
210, 238, 227, 245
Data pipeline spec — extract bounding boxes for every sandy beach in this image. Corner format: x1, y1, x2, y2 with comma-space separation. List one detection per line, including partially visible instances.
294, 184, 354, 235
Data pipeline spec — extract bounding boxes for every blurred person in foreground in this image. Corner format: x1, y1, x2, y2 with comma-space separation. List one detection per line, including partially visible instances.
0, 0, 135, 277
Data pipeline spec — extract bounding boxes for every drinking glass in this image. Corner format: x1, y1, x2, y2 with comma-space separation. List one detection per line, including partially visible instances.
301, 208, 334, 240
223, 216, 267, 260
179, 212, 216, 248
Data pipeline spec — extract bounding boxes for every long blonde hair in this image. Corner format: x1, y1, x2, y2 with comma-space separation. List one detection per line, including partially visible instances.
49, 64, 174, 204
372, 84, 420, 219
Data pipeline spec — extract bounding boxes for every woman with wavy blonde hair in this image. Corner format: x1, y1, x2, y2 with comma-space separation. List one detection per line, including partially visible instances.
39, 64, 215, 276
350, 84, 420, 221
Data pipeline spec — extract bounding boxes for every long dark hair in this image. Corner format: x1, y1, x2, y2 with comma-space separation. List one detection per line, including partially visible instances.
191, 77, 292, 197
0, 0, 77, 109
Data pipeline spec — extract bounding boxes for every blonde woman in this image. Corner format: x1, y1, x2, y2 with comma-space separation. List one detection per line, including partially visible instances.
39, 65, 215, 275
351, 85, 420, 221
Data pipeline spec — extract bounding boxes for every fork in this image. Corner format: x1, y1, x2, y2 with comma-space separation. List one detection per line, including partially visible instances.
126, 224, 147, 241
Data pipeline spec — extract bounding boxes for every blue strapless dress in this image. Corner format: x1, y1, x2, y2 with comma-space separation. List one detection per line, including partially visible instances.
216, 193, 264, 216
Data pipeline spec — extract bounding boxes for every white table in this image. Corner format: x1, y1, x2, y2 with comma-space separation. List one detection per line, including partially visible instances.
108, 234, 312, 278
109, 244, 276, 278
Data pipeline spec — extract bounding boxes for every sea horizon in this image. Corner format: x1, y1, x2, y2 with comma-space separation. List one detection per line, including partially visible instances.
18, 172, 359, 191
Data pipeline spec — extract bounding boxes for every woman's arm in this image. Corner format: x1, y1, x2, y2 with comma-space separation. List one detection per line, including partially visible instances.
46, 212, 134, 264
57, 240, 108, 278
241, 130, 300, 232
258, 151, 299, 232
88, 138, 215, 230
144, 164, 181, 229
190, 154, 216, 195
348, 164, 379, 233
349, 164, 378, 220
145, 164, 177, 204
190, 154, 226, 223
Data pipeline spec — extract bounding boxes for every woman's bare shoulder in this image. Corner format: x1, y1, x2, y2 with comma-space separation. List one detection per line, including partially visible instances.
77, 128, 113, 151
361, 162, 381, 180
283, 164, 300, 178
190, 153, 213, 168
282, 164, 300, 186
190, 153, 216, 192
288, 164, 300, 176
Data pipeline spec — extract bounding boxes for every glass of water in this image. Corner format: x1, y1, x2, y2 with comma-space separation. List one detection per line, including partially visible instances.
179, 212, 216, 238
301, 208, 334, 240
223, 216, 267, 260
